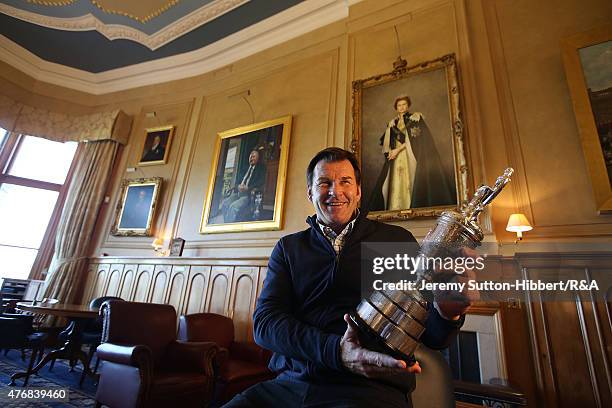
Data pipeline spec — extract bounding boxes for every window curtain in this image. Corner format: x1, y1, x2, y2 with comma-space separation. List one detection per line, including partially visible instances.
0, 94, 131, 144
42, 140, 119, 310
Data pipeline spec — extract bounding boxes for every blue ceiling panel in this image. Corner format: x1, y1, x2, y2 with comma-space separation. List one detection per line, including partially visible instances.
0, 0, 303, 73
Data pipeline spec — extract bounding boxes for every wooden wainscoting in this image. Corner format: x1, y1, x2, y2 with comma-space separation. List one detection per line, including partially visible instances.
82, 253, 612, 407
516, 252, 612, 408
83, 257, 268, 342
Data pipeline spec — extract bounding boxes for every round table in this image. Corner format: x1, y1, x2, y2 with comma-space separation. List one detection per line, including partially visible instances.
11, 302, 99, 385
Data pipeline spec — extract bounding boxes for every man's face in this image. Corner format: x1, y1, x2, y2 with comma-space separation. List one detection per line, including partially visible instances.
153, 136, 161, 146
308, 159, 361, 230
396, 99, 410, 114
249, 150, 260, 166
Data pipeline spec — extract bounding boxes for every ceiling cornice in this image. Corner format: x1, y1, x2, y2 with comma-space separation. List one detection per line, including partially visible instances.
0, 0, 348, 95
0, 0, 249, 50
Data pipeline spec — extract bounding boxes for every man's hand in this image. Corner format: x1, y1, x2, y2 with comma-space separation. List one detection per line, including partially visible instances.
434, 247, 481, 320
340, 314, 421, 378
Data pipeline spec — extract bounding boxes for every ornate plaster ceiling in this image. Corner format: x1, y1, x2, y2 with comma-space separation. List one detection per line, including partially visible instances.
0, 0, 253, 50
0, 0, 351, 94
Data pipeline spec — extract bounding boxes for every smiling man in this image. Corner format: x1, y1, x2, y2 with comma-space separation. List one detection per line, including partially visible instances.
223, 147, 470, 408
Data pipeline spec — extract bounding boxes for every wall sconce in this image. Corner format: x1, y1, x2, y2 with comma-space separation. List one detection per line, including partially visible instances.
506, 213, 532, 242
151, 238, 166, 256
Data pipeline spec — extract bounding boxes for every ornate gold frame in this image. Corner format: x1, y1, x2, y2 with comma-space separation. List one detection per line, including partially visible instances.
351, 54, 469, 221
111, 177, 162, 236
138, 125, 175, 166
200, 115, 292, 233
561, 25, 612, 213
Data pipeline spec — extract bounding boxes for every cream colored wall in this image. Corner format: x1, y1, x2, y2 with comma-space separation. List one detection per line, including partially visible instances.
1, 0, 611, 259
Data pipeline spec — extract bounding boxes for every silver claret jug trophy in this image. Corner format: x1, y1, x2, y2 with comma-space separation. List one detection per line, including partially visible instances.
351, 168, 514, 365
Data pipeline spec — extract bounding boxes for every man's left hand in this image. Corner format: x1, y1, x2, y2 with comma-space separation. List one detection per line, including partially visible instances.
433, 247, 480, 320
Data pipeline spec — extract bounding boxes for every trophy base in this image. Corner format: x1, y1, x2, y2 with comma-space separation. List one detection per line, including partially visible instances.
349, 312, 416, 366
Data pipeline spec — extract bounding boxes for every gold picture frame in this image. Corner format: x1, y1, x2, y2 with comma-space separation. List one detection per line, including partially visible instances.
111, 177, 162, 236
351, 54, 469, 221
200, 115, 292, 233
561, 25, 612, 213
138, 125, 174, 166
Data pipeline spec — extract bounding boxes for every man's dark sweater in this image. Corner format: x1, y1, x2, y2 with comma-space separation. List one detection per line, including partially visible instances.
253, 212, 463, 391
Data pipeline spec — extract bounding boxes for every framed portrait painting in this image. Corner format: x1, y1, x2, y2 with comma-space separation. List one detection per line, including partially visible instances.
169, 238, 185, 256
351, 54, 469, 220
139, 125, 174, 166
200, 115, 292, 233
111, 177, 162, 236
561, 25, 612, 213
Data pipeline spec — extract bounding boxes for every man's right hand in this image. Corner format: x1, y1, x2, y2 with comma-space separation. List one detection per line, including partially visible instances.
340, 314, 421, 378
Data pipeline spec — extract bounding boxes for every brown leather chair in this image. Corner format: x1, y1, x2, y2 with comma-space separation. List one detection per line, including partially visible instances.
95, 301, 218, 408
178, 313, 274, 405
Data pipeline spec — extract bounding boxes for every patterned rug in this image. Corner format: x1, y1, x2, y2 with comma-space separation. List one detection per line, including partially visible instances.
0, 349, 96, 407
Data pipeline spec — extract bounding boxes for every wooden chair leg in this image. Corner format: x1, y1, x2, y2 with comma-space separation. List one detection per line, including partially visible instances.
23, 348, 38, 387
49, 358, 56, 371
21, 348, 26, 361
79, 344, 97, 387
93, 355, 101, 374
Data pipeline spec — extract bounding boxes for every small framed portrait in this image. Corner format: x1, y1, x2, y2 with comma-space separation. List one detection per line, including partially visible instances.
351, 53, 470, 220
139, 125, 174, 166
561, 25, 612, 213
200, 115, 292, 233
169, 238, 185, 256
111, 177, 162, 236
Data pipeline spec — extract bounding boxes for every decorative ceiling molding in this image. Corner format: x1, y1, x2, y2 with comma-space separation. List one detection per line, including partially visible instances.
26, 1, 76, 5
90, 0, 180, 24
0, 0, 348, 95
0, 0, 249, 50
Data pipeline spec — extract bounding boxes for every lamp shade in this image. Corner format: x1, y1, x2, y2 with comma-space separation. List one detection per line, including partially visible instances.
506, 213, 533, 232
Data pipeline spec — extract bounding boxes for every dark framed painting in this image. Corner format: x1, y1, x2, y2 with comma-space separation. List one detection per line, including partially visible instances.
351, 54, 469, 220
562, 25, 612, 213
111, 177, 162, 236
200, 115, 292, 233
169, 238, 185, 256
139, 125, 174, 166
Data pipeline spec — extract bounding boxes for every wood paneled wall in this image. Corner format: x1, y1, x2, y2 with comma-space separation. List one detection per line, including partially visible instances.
516, 253, 612, 408
83, 257, 268, 342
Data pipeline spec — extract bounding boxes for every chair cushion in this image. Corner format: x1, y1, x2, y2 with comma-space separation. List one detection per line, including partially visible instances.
151, 370, 211, 395
26, 332, 48, 345
219, 359, 272, 383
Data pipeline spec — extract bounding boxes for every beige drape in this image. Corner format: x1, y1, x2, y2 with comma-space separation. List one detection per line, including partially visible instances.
42, 140, 119, 307
0, 94, 131, 144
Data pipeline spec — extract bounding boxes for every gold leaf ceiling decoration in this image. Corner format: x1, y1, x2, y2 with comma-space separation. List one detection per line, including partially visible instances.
90, 0, 180, 23
26, 0, 76, 5
26, 0, 181, 23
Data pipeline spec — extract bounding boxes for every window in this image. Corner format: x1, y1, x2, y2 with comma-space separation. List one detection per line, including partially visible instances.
0, 131, 77, 280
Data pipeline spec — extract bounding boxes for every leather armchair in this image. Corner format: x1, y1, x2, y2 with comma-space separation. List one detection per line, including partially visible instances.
95, 301, 218, 408
178, 313, 274, 405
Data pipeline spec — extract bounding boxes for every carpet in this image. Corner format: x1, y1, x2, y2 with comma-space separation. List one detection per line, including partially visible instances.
0, 349, 97, 407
